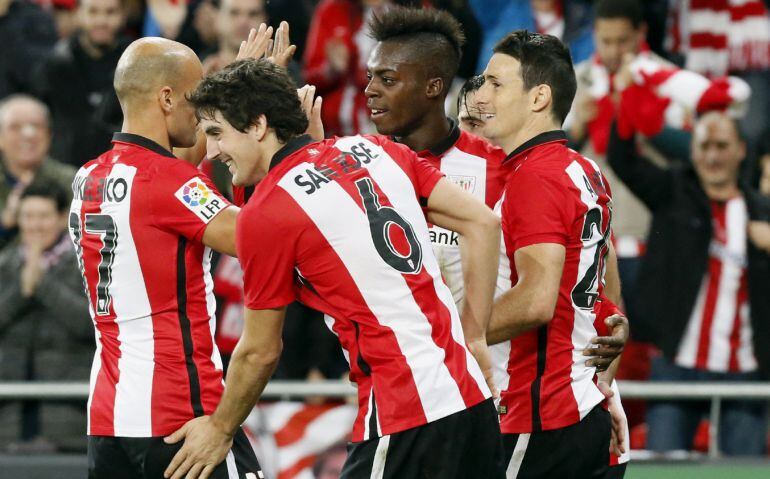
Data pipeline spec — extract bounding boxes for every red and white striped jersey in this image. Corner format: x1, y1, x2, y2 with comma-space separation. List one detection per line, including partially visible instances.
496, 131, 613, 434
675, 196, 756, 373
68, 133, 231, 437
412, 121, 508, 307
236, 134, 491, 442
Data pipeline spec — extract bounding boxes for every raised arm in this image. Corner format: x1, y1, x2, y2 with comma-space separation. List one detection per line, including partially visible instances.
607, 121, 675, 211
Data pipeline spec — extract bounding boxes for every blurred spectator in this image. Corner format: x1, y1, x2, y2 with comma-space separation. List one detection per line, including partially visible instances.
143, 0, 218, 54
50, 0, 78, 39
0, 180, 91, 452
35, 0, 129, 168
312, 442, 348, 479
303, 0, 387, 136
666, 0, 770, 156
0, 0, 58, 99
607, 111, 770, 456
471, 0, 594, 74
759, 133, 770, 196
265, 0, 314, 59
565, 0, 750, 335
0, 95, 76, 249
201, 0, 300, 82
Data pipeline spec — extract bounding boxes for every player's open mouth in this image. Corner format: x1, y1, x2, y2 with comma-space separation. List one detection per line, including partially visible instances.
370, 108, 388, 118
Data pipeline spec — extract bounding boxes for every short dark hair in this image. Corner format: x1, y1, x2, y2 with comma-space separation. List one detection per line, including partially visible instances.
493, 30, 576, 124
368, 6, 465, 92
595, 0, 644, 29
457, 74, 483, 112
188, 59, 307, 143
21, 180, 69, 213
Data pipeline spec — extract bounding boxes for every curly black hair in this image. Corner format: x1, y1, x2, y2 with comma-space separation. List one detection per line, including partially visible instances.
368, 6, 465, 89
188, 59, 308, 143
493, 30, 576, 125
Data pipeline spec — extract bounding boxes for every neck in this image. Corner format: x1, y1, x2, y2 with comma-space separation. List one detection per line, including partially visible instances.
121, 111, 172, 152
703, 181, 740, 202
78, 33, 113, 59
5, 160, 38, 182
393, 110, 451, 153
499, 115, 560, 155
262, 134, 288, 171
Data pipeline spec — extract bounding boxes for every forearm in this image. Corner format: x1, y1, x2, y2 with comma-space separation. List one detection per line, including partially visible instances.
598, 353, 622, 384
487, 286, 548, 345
210, 340, 282, 435
603, 243, 621, 305
458, 224, 500, 341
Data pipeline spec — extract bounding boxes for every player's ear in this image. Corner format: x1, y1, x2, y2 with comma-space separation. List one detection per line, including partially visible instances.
426, 77, 443, 99
531, 84, 552, 114
252, 114, 268, 141
158, 86, 174, 114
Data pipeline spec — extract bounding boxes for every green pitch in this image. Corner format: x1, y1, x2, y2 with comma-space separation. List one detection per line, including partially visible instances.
626, 463, 770, 479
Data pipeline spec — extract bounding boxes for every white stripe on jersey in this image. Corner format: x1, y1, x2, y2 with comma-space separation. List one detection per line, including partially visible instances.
565, 161, 605, 422
335, 136, 490, 402
491, 193, 513, 397
429, 145, 489, 304
101, 164, 155, 436
675, 275, 709, 368
707, 198, 746, 371
203, 247, 224, 374
71, 165, 99, 435
738, 302, 757, 371
277, 158, 469, 423
224, 450, 238, 479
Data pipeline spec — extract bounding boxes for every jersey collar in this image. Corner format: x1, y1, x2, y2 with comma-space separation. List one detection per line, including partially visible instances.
503, 130, 567, 165
391, 118, 461, 157
270, 134, 314, 171
112, 132, 175, 158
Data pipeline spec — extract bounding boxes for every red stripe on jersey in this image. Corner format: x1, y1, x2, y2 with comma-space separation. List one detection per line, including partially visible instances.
78, 163, 120, 436
695, 203, 727, 369
690, 32, 729, 50
362, 176, 486, 409
728, 273, 749, 372
268, 183, 428, 440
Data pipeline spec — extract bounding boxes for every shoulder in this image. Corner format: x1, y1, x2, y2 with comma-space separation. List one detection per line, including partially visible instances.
40, 158, 77, 179
455, 131, 507, 161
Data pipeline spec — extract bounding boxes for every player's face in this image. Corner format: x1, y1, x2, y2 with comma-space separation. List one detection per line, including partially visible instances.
78, 0, 125, 47
365, 42, 432, 136
19, 196, 65, 251
475, 53, 529, 144
0, 99, 51, 171
167, 58, 204, 149
458, 90, 488, 138
217, 0, 267, 52
691, 114, 745, 190
200, 111, 263, 187
594, 18, 644, 74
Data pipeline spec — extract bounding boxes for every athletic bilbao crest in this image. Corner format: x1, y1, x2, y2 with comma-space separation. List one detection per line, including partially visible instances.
175, 177, 226, 223
448, 175, 476, 194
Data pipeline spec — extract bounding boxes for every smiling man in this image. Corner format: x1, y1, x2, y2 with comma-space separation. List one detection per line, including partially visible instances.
474, 30, 627, 478
163, 58, 505, 479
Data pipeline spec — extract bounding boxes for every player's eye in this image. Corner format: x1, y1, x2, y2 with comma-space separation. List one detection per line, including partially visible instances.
382, 77, 395, 86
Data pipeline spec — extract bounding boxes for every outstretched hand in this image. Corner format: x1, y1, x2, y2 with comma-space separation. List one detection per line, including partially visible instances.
236, 21, 297, 68
297, 84, 324, 140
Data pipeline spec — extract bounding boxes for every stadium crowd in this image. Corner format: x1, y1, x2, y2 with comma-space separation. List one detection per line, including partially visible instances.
1, 0, 770, 474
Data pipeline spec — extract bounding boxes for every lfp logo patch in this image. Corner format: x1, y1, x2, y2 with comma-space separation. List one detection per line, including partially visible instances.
175, 177, 226, 223
182, 181, 210, 206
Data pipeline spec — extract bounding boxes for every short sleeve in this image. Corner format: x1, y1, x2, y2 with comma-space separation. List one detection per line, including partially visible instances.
379, 139, 444, 202
236, 205, 297, 310
502, 170, 572, 251
412, 156, 445, 200
151, 166, 231, 241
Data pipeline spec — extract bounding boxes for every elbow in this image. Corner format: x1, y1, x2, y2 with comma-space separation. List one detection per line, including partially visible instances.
477, 209, 501, 237
526, 301, 555, 327
241, 342, 283, 372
